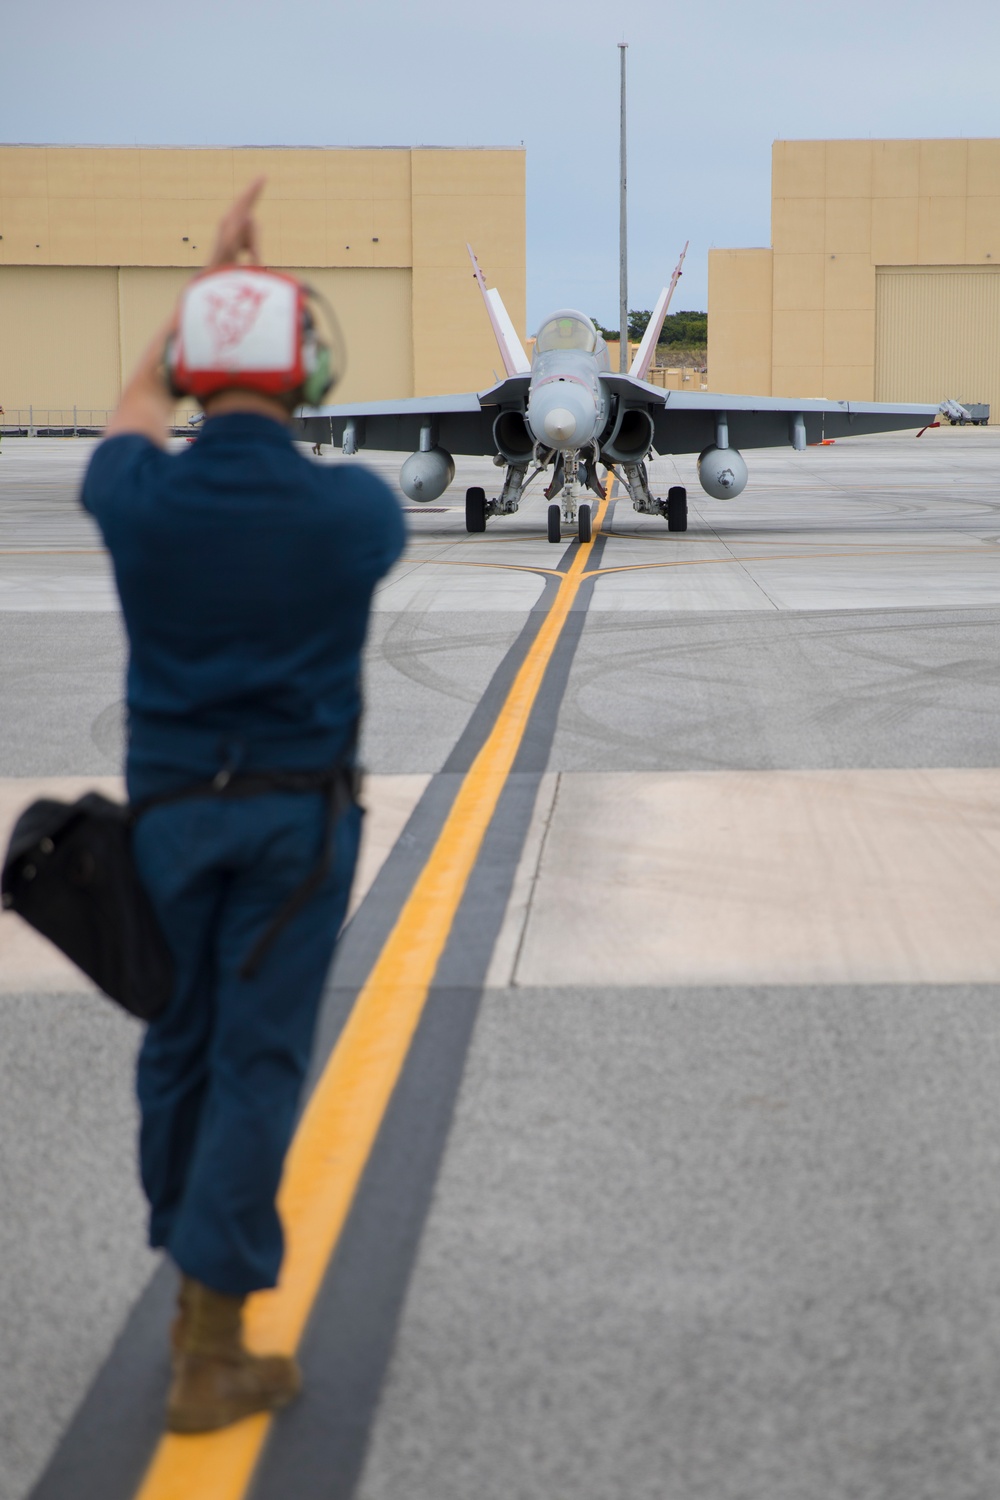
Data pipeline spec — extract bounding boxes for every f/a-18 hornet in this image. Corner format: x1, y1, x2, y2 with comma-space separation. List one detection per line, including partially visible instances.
301, 248, 941, 544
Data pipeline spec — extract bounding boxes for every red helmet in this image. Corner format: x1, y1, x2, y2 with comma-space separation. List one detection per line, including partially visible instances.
165, 266, 343, 406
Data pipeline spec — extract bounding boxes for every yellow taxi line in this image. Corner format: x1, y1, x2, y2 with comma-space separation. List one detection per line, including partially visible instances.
133, 479, 613, 1498
415, 559, 562, 576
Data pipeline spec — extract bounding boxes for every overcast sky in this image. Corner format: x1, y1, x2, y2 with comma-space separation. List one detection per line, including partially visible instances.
3, 0, 1000, 331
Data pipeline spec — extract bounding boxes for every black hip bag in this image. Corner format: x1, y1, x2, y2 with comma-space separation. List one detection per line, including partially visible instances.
1, 759, 360, 1024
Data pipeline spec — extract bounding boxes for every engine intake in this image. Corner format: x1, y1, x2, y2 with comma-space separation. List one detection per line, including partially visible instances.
602, 404, 655, 464
493, 410, 534, 464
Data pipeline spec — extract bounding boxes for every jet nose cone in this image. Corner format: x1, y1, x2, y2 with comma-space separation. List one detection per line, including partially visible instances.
543, 407, 577, 443
526, 378, 599, 451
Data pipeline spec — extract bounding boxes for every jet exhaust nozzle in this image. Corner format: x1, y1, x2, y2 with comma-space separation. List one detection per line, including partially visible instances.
697, 445, 748, 499
400, 446, 455, 503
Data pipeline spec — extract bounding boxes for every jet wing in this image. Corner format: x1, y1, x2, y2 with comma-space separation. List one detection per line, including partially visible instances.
296, 375, 531, 456
600, 374, 941, 454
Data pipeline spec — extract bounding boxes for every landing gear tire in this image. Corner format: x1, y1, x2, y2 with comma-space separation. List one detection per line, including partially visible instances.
465, 486, 487, 533
666, 485, 688, 533
578, 502, 592, 544
547, 503, 561, 543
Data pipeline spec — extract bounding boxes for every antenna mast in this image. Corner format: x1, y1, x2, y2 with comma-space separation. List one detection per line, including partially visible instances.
618, 41, 628, 373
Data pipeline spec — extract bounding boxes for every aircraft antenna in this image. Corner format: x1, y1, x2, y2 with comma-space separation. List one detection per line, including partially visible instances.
618, 41, 629, 374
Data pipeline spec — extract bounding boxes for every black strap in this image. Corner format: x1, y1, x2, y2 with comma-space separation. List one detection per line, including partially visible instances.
238, 764, 358, 980
130, 722, 362, 982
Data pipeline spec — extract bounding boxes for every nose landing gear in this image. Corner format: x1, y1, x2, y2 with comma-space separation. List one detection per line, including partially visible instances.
544, 446, 598, 544
547, 499, 592, 544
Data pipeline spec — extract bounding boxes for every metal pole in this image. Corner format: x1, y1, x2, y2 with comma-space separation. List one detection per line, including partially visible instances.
618, 41, 628, 374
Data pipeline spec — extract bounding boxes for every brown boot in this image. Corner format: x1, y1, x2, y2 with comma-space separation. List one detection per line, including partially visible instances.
166, 1275, 301, 1434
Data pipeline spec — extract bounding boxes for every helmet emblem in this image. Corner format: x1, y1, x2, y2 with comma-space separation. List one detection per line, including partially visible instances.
204, 281, 268, 360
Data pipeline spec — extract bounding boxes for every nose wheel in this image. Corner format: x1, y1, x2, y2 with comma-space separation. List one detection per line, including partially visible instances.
548, 500, 593, 544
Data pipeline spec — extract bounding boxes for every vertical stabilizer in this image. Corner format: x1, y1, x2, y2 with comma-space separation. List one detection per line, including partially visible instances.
629, 241, 689, 381
468, 244, 531, 377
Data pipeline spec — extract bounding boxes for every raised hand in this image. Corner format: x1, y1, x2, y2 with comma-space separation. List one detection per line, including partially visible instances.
207, 177, 267, 269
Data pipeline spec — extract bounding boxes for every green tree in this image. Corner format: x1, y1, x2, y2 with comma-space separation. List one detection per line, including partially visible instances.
590, 310, 708, 346
627, 309, 651, 342
660, 310, 707, 346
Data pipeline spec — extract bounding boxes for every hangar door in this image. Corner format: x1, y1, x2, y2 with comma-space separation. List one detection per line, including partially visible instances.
875, 265, 1000, 421
119, 267, 414, 405
0, 267, 120, 415
0, 266, 414, 416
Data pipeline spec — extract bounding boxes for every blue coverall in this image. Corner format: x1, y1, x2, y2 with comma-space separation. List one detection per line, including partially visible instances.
82, 415, 405, 1294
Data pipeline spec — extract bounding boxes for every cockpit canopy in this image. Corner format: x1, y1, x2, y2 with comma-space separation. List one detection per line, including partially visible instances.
534, 311, 598, 355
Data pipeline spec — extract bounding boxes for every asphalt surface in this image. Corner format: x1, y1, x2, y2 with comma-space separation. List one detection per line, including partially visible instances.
3, 427, 1000, 1500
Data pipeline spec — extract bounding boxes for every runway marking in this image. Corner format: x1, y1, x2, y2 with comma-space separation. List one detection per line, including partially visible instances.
606, 531, 1000, 548
403, 537, 563, 549
583, 545, 1000, 579
132, 483, 613, 1499
410, 559, 562, 577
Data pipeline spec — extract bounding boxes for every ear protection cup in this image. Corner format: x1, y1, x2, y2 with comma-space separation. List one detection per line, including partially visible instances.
298, 293, 341, 407
301, 341, 332, 407
162, 332, 184, 399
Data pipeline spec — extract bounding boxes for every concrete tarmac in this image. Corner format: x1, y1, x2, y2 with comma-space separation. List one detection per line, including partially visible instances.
3, 428, 1000, 1499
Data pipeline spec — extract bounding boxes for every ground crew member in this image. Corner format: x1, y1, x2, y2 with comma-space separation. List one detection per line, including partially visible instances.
80, 181, 405, 1433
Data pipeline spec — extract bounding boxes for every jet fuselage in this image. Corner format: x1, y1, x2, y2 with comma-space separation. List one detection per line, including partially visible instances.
524, 311, 611, 454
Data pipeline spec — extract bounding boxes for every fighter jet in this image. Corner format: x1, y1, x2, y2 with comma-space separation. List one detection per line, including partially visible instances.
300, 249, 941, 543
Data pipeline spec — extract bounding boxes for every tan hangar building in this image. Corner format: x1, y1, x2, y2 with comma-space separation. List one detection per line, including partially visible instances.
0, 144, 526, 420
709, 138, 1000, 419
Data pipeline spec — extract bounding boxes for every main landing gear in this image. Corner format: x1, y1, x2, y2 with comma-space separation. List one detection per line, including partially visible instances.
665, 485, 687, 532
465, 486, 487, 533
620, 461, 688, 532
465, 451, 683, 542
464, 461, 531, 534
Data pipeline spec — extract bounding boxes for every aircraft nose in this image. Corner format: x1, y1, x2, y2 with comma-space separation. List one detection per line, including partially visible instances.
543, 407, 577, 443
527, 381, 599, 450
